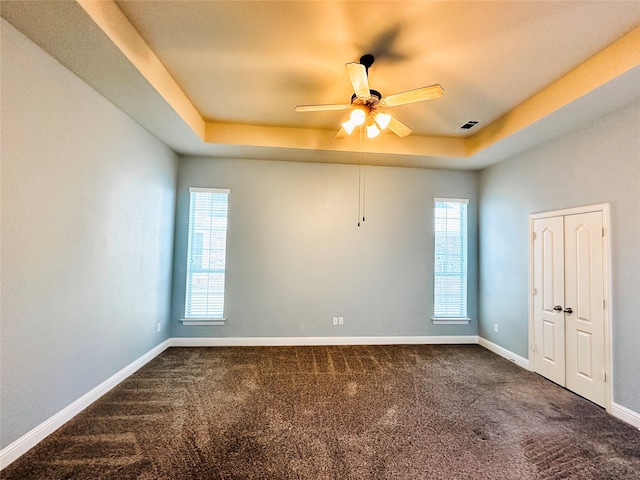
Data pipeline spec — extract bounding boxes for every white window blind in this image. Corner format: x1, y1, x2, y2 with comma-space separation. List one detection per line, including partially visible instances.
184, 188, 229, 320
433, 198, 468, 319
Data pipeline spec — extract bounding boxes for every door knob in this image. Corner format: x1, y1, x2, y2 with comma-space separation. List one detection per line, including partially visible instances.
563, 307, 573, 314
553, 305, 563, 311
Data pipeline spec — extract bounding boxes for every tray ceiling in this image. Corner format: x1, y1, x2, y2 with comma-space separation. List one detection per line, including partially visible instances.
2, 0, 639, 168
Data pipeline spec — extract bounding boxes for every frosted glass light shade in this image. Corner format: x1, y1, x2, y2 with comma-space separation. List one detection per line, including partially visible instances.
350, 108, 366, 126
366, 123, 380, 138
375, 112, 391, 130
342, 119, 357, 134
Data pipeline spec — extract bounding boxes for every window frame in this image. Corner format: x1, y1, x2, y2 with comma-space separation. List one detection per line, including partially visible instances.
181, 187, 230, 326
432, 197, 471, 325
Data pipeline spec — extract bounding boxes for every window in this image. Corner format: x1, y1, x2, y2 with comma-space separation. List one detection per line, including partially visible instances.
433, 198, 469, 323
183, 187, 229, 324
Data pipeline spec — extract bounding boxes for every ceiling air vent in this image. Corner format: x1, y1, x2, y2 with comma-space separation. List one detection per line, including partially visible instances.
459, 120, 480, 131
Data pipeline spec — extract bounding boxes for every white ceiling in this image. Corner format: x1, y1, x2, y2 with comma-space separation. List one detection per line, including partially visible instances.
2, 0, 640, 169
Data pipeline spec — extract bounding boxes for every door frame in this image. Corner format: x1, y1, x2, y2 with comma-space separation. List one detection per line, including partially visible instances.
528, 203, 612, 412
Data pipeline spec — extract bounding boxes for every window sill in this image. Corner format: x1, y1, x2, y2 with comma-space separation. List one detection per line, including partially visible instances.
431, 318, 471, 325
181, 318, 226, 326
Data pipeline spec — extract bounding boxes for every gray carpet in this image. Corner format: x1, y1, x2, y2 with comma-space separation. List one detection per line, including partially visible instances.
3, 345, 640, 479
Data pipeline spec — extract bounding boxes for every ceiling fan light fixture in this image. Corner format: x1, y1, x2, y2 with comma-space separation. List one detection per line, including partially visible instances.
350, 108, 366, 126
374, 112, 391, 130
366, 123, 380, 138
295, 54, 440, 140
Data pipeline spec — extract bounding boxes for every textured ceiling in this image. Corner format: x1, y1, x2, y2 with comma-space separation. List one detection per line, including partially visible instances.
2, 0, 640, 168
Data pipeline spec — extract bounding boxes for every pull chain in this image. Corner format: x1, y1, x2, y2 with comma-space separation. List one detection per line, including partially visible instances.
362, 164, 366, 223
357, 124, 367, 227
357, 163, 361, 227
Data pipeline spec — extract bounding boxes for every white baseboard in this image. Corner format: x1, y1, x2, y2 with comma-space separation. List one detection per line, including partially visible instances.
612, 402, 640, 430
0, 339, 171, 470
169, 335, 479, 347
477, 336, 531, 370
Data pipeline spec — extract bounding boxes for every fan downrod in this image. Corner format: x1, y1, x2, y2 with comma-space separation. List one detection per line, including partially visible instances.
360, 54, 374, 73
360, 54, 375, 68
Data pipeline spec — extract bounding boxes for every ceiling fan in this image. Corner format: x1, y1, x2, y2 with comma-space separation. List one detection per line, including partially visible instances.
294, 54, 443, 139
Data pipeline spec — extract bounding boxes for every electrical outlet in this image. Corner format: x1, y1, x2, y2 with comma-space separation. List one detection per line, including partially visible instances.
493, 323, 499, 333
157, 323, 162, 332
332, 316, 338, 326
338, 316, 344, 325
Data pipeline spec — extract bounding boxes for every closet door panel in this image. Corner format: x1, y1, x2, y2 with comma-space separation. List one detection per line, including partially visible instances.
564, 211, 606, 407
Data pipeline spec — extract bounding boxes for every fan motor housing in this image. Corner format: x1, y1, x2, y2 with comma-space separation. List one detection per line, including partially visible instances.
351, 89, 382, 109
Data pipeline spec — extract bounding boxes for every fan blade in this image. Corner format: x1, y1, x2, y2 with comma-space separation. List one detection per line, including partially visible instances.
381, 84, 443, 107
387, 115, 412, 137
295, 103, 350, 112
346, 62, 371, 100
334, 128, 347, 139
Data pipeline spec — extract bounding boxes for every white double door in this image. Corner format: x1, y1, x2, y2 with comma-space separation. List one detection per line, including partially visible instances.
532, 210, 607, 407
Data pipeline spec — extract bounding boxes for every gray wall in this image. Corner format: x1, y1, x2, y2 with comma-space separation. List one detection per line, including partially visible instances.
479, 100, 640, 413
3, 9, 638, 455
171, 158, 478, 339
0, 20, 178, 448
